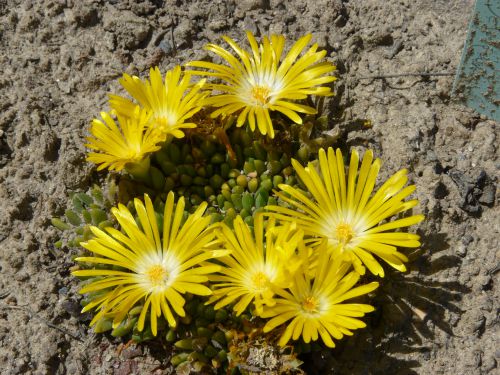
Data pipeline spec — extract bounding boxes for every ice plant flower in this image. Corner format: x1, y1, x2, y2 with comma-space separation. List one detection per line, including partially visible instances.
261, 242, 379, 348
207, 215, 304, 315
86, 109, 163, 171
187, 32, 336, 138
267, 148, 424, 277
72, 192, 224, 336
109, 65, 207, 139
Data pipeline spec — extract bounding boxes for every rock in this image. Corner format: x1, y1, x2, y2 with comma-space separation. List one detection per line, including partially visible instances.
461, 234, 474, 246
456, 244, 467, 257
173, 19, 193, 50
103, 8, 151, 50
72, 3, 98, 27
121, 345, 143, 360
479, 183, 496, 206
386, 40, 403, 59
243, 16, 258, 35
208, 19, 228, 31
114, 360, 138, 375
103, 32, 116, 51
158, 39, 173, 54
61, 299, 81, 318
312, 31, 329, 50
448, 169, 496, 215
236, 0, 266, 15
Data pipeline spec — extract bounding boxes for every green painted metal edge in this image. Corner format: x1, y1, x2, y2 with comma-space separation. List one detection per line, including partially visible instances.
452, 0, 499, 121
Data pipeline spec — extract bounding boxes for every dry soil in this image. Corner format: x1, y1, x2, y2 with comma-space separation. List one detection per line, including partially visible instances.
0, 0, 498, 374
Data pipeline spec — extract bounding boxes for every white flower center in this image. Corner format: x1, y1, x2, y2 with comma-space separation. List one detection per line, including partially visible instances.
137, 252, 180, 292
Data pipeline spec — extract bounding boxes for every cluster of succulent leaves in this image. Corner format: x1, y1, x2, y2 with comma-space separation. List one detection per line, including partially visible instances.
51, 185, 114, 248
119, 124, 314, 227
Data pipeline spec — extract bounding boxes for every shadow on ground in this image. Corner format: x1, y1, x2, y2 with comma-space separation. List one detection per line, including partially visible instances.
301, 232, 470, 375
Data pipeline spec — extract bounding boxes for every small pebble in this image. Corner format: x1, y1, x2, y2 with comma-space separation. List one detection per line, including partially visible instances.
158, 40, 173, 54
462, 234, 474, 246
479, 184, 496, 206
457, 244, 467, 257
121, 345, 142, 360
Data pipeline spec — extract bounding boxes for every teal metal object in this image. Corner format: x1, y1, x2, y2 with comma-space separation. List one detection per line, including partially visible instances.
453, 0, 499, 121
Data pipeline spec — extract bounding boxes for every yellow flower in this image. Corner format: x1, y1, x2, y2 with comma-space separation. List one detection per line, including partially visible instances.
207, 215, 304, 316
261, 242, 379, 348
109, 65, 207, 138
86, 109, 162, 171
187, 32, 336, 138
72, 192, 224, 336
267, 148, 424, 277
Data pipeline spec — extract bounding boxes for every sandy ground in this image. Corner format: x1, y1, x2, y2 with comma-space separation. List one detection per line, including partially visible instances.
0, 0, 498, 374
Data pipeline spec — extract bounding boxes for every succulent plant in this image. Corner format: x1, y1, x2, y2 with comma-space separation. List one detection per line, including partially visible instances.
51, 184, 116, 248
